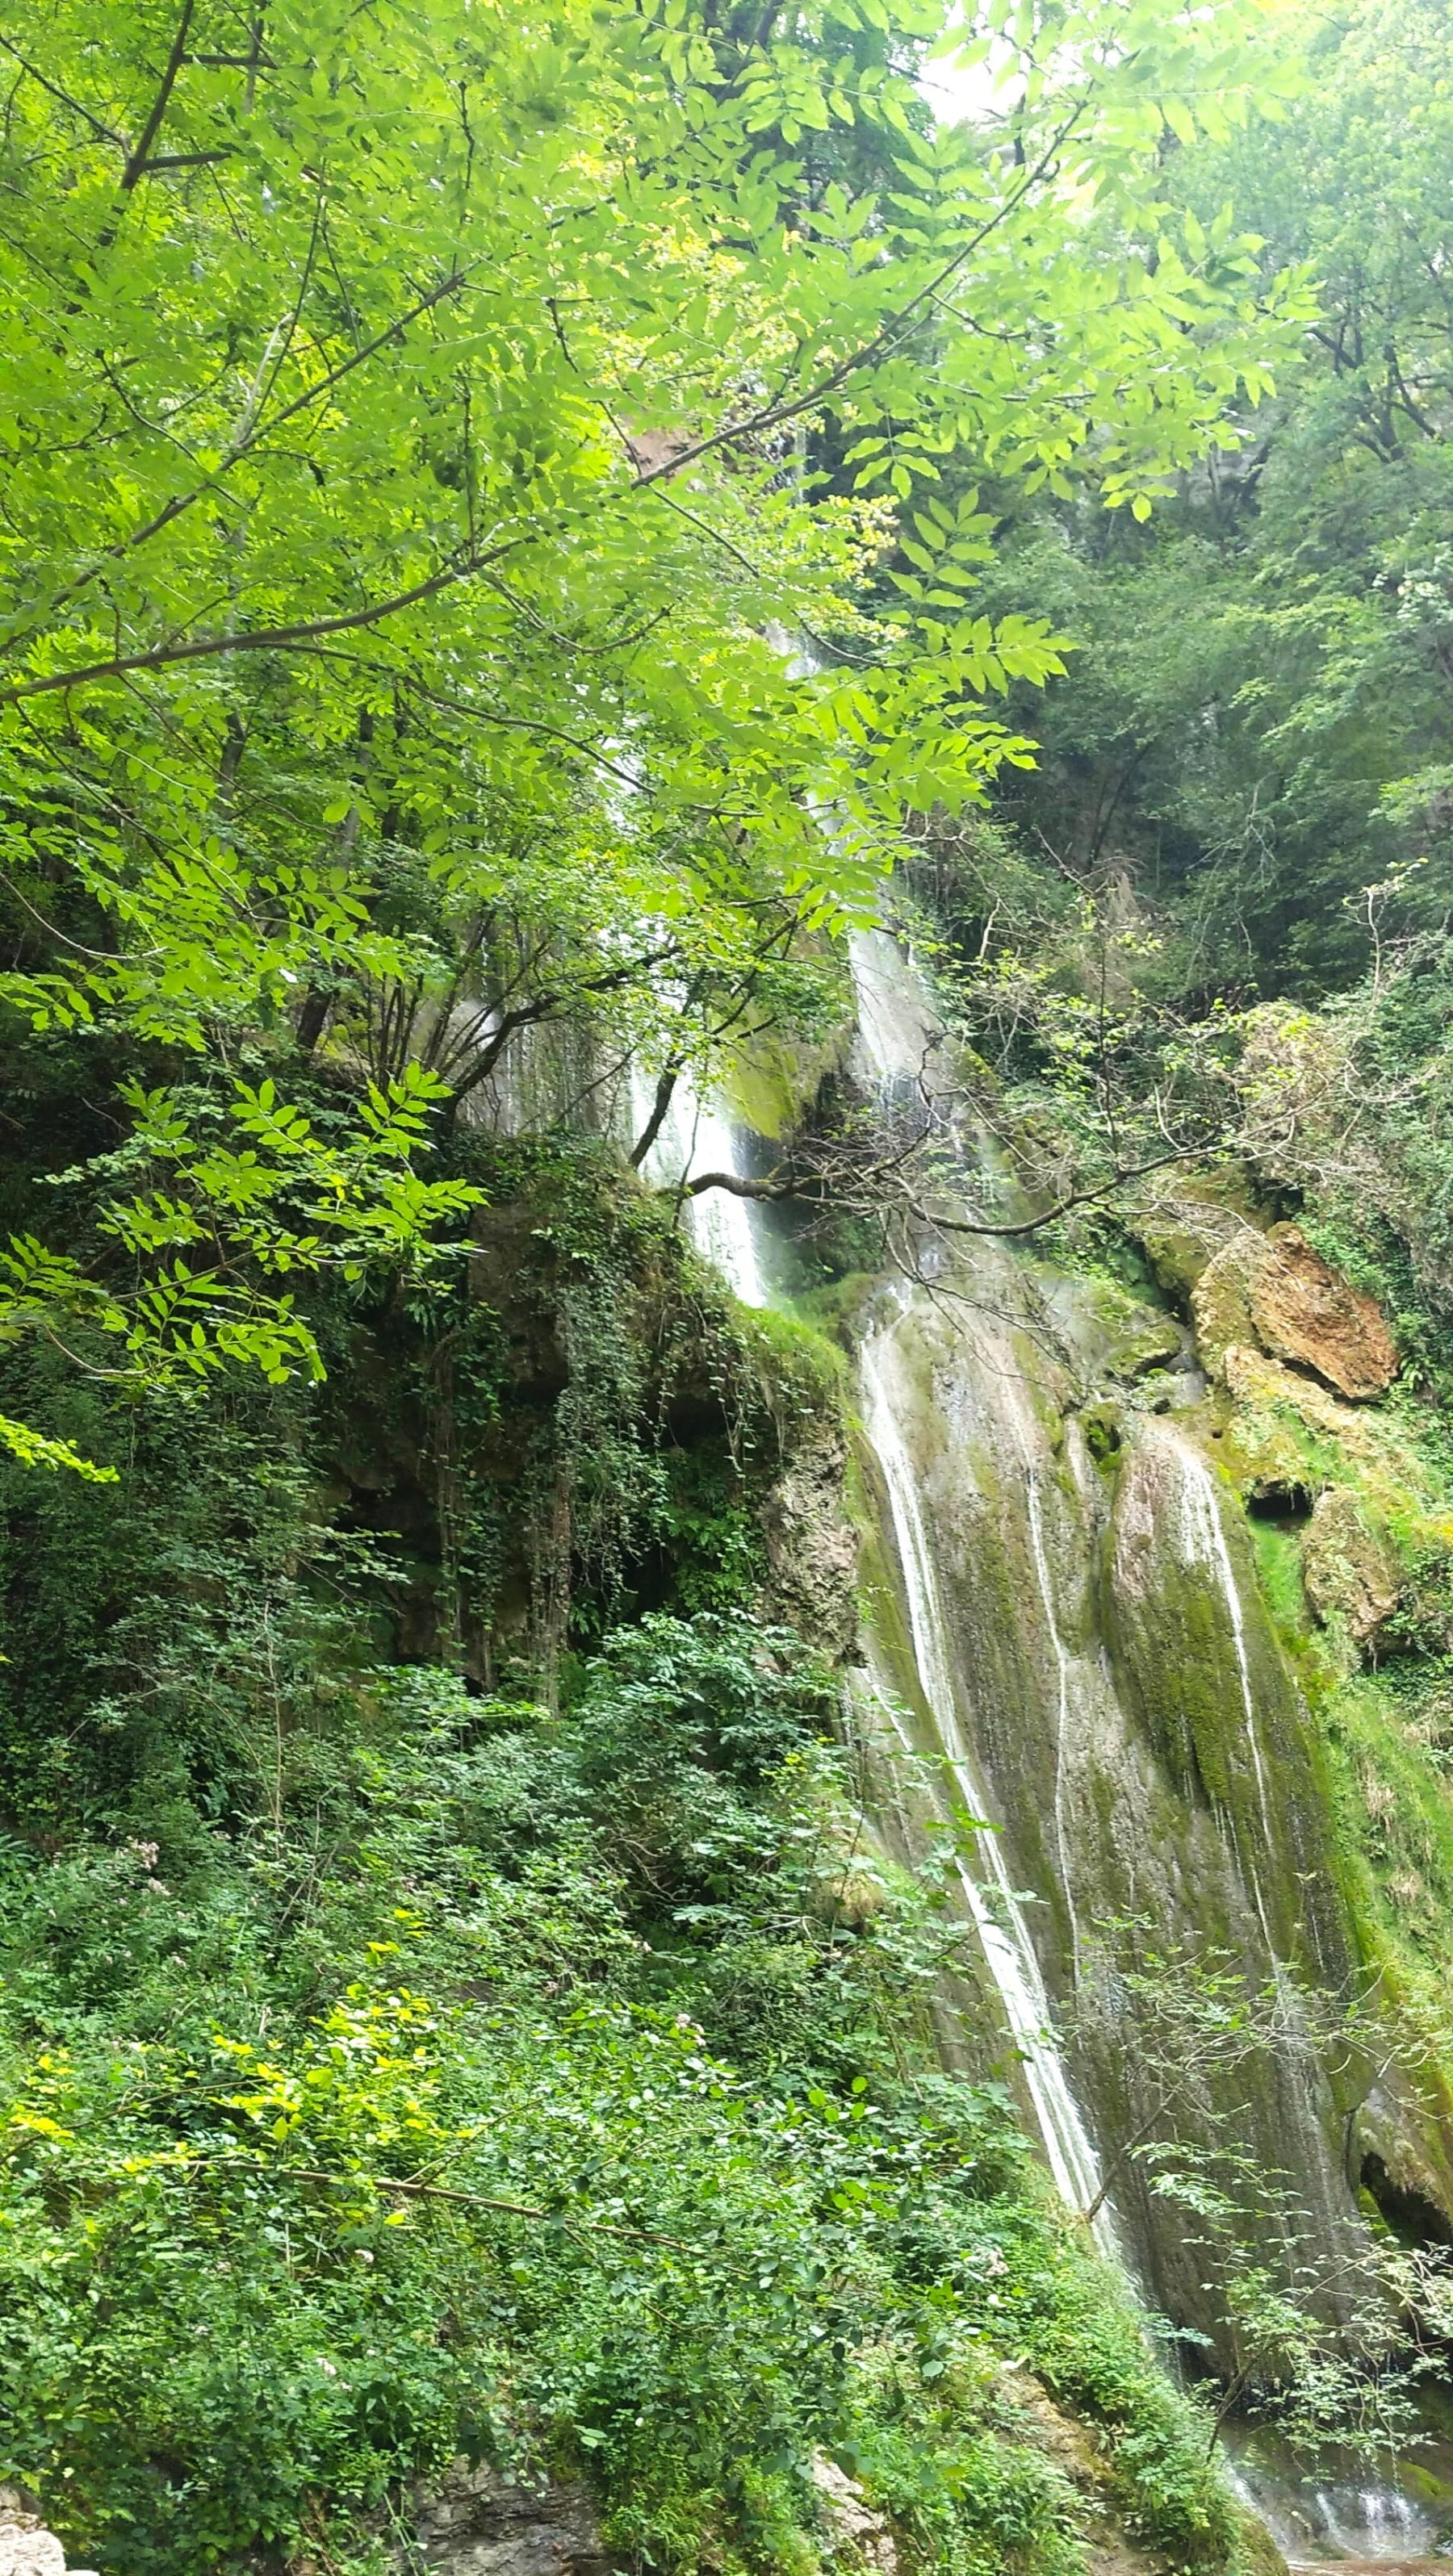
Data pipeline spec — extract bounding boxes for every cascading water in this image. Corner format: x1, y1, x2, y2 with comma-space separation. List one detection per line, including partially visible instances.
859, 1315, 1110, 2239
848, 929, 1112, 2239
849, 926, 942, 1100
602, 900, 1444, 2558
1222, 2439, 1447, 2568
1173, 1437, 1278, 1851
626, 1065, 768, 1309
843, 926, 1453, 2563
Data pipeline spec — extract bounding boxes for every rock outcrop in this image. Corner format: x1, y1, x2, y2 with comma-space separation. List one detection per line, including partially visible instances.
398, 2460, 613, 2576
1249, 1225, 1398, 1399
810, 2452, 897, 2574
1302, 1487, 1402, 1654
0, 2498, 94, 2576
1194, 1223, 1397, 1400
759, 1410, 860, 1659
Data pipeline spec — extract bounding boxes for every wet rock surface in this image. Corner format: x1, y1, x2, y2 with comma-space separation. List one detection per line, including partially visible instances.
398, 2459, 613, 2576
858, 1273, 1364, 2361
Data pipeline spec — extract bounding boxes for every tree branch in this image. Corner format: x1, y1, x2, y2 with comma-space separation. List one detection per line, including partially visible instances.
182, 2155, 692, 2248
0, 38, 126, 144
630, 1063, 681, 1168
119, 0, 198, 192
12, 267, 472, 650
623, 96, 1090, 496
680, 1140, 1218, 1236
1, 100, 1090, 702
0, 544, 496, 704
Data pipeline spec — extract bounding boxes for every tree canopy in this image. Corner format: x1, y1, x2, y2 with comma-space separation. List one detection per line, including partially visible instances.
973, 0, 1453, 1001
0, 0, 1308, 1438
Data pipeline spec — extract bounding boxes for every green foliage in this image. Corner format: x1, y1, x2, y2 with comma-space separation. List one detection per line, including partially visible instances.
955, 0, 1453, 1009
1, 1063, 482, 1416
0, 0, 1314, 1447
2, 4, 1435, 2564
0, 1620, 1233, 2576
0, 1144, 753, 1809
0, 1414, 116, 1483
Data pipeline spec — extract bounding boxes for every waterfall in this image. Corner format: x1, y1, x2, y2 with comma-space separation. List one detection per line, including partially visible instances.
846, 927, 1111, 2234
848, 926, 941, 1102
841, 922, 1453, 2554
1171, 1441, 1276, 1850
1222, 2441, 1442, 2566
1166, 1433, 1282, 1957
626, 1066, 768, 1309
860, 1312, 1111, 2240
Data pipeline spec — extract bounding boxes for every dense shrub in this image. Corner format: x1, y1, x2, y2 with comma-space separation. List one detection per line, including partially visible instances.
0, 1620, 1233, 2576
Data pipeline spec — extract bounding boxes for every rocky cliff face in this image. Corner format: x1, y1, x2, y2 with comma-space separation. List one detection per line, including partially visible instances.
396, 2461, 612, 2576
854, 1252, 1370, 2353
844, 953, 1453, 2373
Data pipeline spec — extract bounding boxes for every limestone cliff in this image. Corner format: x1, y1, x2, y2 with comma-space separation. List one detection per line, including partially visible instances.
842, 946, 1453, 2415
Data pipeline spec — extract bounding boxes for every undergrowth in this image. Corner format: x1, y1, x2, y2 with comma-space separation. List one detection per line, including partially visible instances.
0, 1614, 1237, 2576
0, 1148, 1242, 2576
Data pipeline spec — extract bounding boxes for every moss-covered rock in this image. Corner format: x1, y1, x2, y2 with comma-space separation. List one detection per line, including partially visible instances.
758, 1406, 859, 1658
1301, 1487, 1401, 1656
1103, 1423, 1342, 1963
1128, 1172, 1261, 1309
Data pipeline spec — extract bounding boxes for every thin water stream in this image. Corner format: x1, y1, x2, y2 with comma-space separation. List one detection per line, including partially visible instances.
1172, 1437, 1278, 1852
847, 926, 1115, 2242
626, 1065, 768, 1307
858, 1319, 1110, 2239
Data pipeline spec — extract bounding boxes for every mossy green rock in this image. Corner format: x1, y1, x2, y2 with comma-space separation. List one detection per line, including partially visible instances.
1130, 1172, 1260, 1307
853, 1273, 1367, 2365
1301, 1486, 1401, 1655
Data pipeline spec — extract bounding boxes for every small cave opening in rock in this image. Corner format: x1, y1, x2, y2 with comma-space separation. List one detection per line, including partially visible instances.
1245, 1483, 1313, 1532
1361, 2151, 1453, 2252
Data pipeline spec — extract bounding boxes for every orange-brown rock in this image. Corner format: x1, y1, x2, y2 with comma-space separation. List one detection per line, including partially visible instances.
1249, 1224, 1397, 1399
1193, 1224, 1396, 1401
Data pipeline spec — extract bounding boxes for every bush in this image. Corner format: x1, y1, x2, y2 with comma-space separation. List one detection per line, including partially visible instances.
0, 1620, 1234, 2576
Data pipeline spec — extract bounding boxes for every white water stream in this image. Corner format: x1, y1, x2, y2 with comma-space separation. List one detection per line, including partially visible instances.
626, 1066, 768, 1307
1166, 1432, 1283, 1959
859, 1319, 1111, 2239
1173, 1439, 1277, 1850
847, 925, 1113, 2238
1224, 2449, 1442, 2567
